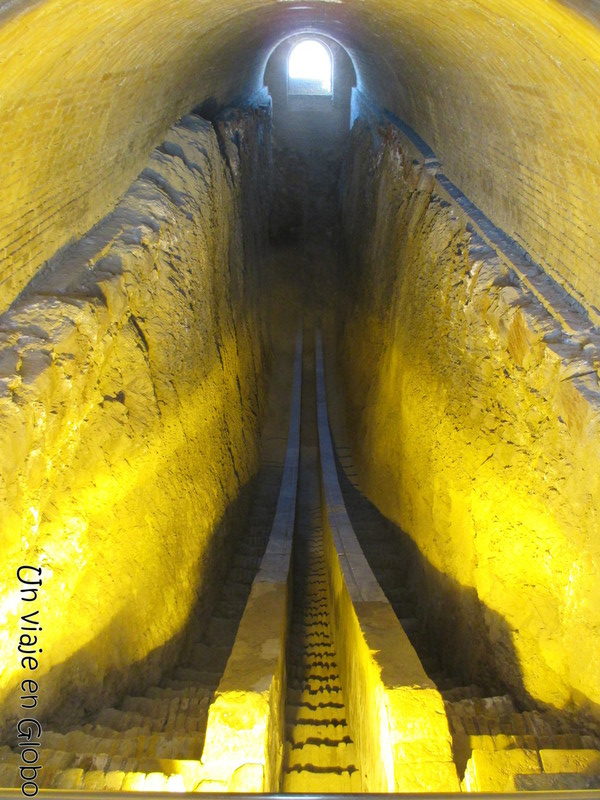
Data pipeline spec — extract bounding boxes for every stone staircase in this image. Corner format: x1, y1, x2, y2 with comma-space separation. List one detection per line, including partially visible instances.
282, 504, 361, 792
0, 667, 213, 790
333, 441, 600, 793
0, 463, 283, 792
443, 687, 600, 791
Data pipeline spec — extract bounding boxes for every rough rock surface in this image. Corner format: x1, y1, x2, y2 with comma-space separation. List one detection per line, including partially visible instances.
338, 120, 600, 724
0, 105, 272, 735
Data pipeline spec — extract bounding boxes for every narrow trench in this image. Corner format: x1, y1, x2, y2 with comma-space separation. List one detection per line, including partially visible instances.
282, 338, 360, 792
1, 51, 599, 788
1, 252, 599, 792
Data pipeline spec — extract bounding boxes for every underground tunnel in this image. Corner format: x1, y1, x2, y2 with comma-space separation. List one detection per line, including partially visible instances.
1, 0, 600, 793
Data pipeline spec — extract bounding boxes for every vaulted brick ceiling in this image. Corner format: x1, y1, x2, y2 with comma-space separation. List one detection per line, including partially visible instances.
1, 0, 599, 315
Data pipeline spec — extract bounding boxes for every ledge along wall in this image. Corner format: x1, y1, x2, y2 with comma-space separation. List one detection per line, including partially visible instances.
0, 100, 273, 736
198, 333, 303, 793
337, 97, 600, 725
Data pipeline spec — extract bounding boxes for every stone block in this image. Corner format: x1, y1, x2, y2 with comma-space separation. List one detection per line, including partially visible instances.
229, 762, 264, 791
463, 747, 542, 791
395, 761, 461, 792
539, 748, 600, 775
516, 772, 600, 790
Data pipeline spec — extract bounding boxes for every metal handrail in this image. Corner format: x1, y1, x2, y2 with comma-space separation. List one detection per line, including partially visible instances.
0, 791, 599, 799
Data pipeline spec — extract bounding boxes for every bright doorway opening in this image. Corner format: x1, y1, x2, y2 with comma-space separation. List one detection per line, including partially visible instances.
288, 40, 333, 96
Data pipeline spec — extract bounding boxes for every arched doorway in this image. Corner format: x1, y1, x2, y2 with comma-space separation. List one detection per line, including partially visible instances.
288, 39, 333, 96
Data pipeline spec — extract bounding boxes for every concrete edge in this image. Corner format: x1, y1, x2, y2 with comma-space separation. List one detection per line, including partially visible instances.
197, 331, 303, 792
314, 330, 460, 793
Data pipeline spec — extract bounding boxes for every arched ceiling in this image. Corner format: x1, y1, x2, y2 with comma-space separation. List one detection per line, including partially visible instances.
1, 0, 600, 316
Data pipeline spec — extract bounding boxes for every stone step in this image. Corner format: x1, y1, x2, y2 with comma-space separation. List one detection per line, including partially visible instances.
287, 690, 345, 707
539, 748, 600, 775
69, 728, 203, 759
288, 665, 340, 680
291, 636, 333, 647
442, 685, 486, 701
466, 732, 600, 753
522, 710, 562, 737
0, 747, 180, 775
48, 766, 186, 791
163, 678, 215, 691
285, 740, 357, 769
282, 767, 361, 792
205, 616, 241, 644
515, 773, 600, 790
293, 621, 332, 632
96, 704, 207, 734
80, 722, 144, 738
463, 747, 543, 791
287, 693, 346, 709
146, 684, 211, 701
287, 721, 350, 741
43, 731, 126, 757
122, 694, 208, 717
173, 665, 221, 685
50, 768, 86, 790
288, 681, 343, 696
446, 694, 516, 718
452, 709, 560, 737
95, 708, 152, 733
463, 747, 600, 792
291, 663, 339, 673
187, 642, 230, 670
139, 736, 204, 759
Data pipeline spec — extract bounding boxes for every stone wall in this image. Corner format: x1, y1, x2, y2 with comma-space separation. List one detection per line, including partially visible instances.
337, 119, 600, 724
0, 103, 272, 735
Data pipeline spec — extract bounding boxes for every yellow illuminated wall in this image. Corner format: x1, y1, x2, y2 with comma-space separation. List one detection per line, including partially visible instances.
338, 122, 600, 723
2, 0, 600, 746
0, 108, 272, 733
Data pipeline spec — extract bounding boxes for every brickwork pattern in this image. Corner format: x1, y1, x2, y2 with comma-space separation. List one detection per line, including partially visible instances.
2, 0, 600, 318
